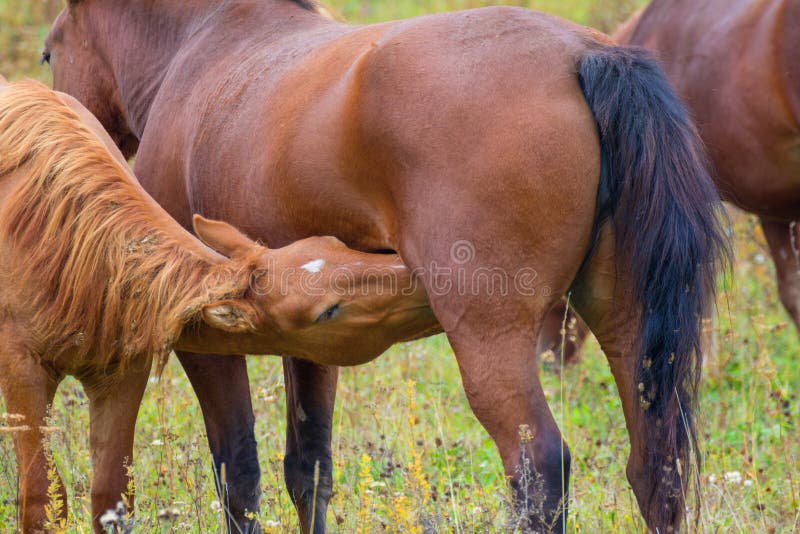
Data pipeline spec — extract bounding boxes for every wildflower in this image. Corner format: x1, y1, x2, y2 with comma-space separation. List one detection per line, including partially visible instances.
99, 509, 120, 527
157, 507, 181, 521
723, 471, 742, 484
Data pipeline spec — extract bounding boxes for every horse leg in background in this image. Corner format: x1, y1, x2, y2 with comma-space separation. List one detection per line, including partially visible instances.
536, 299, 590, 365
282, 357, 338, 534
81, 366, 149, 533
176, 352, 261, 533
761, 218, 800, 332
0, 343, 64, 531
442, 294, 570, 533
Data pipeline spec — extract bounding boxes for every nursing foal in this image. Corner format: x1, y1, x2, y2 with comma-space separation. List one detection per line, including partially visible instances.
0, 78, 434, 532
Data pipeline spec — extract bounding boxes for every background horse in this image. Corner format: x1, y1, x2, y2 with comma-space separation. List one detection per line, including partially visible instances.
44, 1, 729, 532
541, 0, 800, 363
0, 78, 434, 532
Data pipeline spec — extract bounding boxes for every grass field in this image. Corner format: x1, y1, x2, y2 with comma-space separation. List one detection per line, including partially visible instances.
1, 1, 799, 533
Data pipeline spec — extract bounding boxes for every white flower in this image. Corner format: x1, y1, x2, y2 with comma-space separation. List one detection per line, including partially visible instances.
210, 500, 222, 512
151, 439, 164, 446
743, 479, 754, 487
724, 471, 742, 484
708, 474, 717, 484
263, 520, 280, 528
99, 509, 119, 526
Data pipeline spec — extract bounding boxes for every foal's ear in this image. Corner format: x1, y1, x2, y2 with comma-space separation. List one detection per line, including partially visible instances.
193, 214, 259, 258
201, 300, 258, 333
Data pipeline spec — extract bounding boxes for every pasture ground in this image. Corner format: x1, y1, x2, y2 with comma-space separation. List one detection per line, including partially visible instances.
1, 1, 798, 532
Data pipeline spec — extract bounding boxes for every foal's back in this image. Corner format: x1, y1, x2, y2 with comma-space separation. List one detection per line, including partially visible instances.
620, 0, 800, 218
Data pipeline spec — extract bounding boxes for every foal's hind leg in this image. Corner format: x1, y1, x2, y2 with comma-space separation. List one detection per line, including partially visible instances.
761, 218, 800, 332
0, 345, 63, 532
80, 365, 149, 533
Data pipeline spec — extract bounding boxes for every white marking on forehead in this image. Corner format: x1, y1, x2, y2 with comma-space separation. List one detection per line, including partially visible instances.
301, 259, 326, 273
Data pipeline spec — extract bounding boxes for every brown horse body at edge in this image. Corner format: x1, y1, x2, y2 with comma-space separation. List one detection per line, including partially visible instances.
0, 78, 435, 532
622, 0, 800, 323
542, 0, 800, 362
44, 2, 729, 532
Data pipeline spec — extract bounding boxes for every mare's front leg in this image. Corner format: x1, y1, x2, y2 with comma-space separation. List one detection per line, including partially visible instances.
0, 343, 63, 532
282, 357, 338, 534
81, 365, 149, 533
176, 352, 261, 533
761, 218, 800, 332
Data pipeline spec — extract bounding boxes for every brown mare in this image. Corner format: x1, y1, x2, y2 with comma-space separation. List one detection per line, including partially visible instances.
541, 0, 800, 363
0, 78, 435, 532
44, 1, 730, 531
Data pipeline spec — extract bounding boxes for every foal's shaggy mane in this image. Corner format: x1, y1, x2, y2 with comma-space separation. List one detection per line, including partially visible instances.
0, 80, 255, 371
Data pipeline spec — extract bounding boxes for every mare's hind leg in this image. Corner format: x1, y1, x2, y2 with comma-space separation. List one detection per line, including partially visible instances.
0, 343, 63, 532
569, 226, 678, 529
440, 292, 571, 533
80, 365, 149, 533
761, 218, 800, 332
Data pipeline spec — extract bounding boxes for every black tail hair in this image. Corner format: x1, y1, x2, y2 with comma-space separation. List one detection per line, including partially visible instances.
578, 46, 730, 528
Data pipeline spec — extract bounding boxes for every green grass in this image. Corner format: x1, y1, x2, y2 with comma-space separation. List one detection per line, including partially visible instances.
1, 1, 799, 533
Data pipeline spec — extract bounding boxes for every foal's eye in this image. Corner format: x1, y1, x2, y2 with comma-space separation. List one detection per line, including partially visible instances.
316, 303, 340, 323
41, 50, 51, 65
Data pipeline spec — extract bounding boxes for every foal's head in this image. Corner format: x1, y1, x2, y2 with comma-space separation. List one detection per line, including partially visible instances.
191, 216, 436, 364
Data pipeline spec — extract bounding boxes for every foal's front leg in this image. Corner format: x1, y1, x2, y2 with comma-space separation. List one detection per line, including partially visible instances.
0, 345, 63, 532
81, 365, 149, 533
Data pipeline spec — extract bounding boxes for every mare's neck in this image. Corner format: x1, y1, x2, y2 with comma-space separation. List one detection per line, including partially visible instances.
96, 0, 328, 138
94, 1, 210, 136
